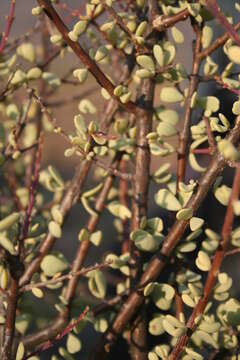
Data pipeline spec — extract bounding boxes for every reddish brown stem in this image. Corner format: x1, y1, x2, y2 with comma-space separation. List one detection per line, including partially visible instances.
0, 0, 16, 55
152, 8, 190, 32
199, 22, 240, 60
129, 78, 154, 360
19, 133, 44, 260
37, 0, 145, 117
205, 0, 240, 46
1, 279, 18, 360
120, 159, 130, 254
23, 307, 89, 359
177, 23, 202, 187
204, 115, 216, 151
191, 148, 211, 155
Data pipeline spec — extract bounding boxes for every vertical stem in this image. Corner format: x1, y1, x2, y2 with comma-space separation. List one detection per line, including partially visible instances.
1, 279, 18, 360
0, 0, 16, 55
129, 79, 154, 360
177, 22, 202, 187
119, 159, 130, 254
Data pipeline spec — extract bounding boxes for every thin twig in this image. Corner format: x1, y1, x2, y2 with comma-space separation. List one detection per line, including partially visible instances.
177, 22, 202, 187
205, 0, 240, 46
18, 132, 44, 260
23, 306, 89, 359
20, 261, 112, 293
0, 0, 16, 55
199, 22, 240, 59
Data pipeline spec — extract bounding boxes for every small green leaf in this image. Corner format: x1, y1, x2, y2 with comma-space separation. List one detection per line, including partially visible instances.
157, 122, 177, 137
171, 26, 184, 44
42, 72, 61, 89
218, 139, 239, 161
94, 317, 108, 333
155, 189, 181, 211
90, 230, 102, 246
176, 207, 193, 221
232, 100, 240, 115
135, 69, 154, 79
0, 212, 20, 231
190, 217, 204, 231
16, 342, 25, 360
107, 201, 131, 220
78, 228, 89, 242
17, 43, 35, 63
214, 185, 231, 206
153, 45, 164, 67
16, 314, 31, 335
197, 96, 219, 114
73, 20, 88, 36
144, 282, 156, 296
40, 254, 68, 276
78, 99, 96, 114
149, 316, 164, 336
136, 55, 155, 73
10, 70, 26, 85
51, 205, 63, 225
0, 268, 9, 290
95, 46, 109, 62
32, 287, 44, 298
148, 352, 159, 360
73, 69, 88, 83
201, 26, 213, 49
160, 87, 184, 103
196, 251, 211, 271
185, 348, 203, 360
0, 234, 16, 255
27, 67, 42, 80
155, 107, 179, 125
151, 283, 175, 310
67, 333, 82, 354
227, 46, 240, 64
48, 221, 62, 238
135, 21, 147, 36
131, 230, 162, 252
88, 270, 106, 299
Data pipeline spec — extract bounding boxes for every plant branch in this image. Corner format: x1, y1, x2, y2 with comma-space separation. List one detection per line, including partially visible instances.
152, 8, 190, 32
129, 78, 154, 360
23, 306, 89, 359
37, 0, 145, 117
177, 22, 202, 187
19, 132, 44, 260
0, 0, 16, 55
199, 22, 240, 60
20, 261, 111, 293
205, 0, 240, 46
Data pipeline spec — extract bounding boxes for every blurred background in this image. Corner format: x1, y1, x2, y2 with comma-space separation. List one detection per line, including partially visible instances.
0, 1, 239, 359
